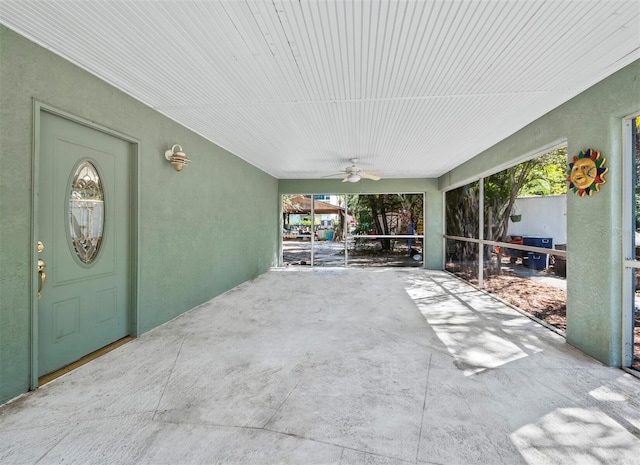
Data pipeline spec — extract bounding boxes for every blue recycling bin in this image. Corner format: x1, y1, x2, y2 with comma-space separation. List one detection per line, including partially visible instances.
326, 231, 334, 241
523, 237, 553, 248
523, 237, 552, 270
527, 252, 548, 270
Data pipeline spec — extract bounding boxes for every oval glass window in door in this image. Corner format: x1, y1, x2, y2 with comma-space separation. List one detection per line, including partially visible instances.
68, 160, 104, 264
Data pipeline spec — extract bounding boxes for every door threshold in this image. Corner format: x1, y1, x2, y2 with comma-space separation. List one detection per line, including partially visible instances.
38, 336, 134, 387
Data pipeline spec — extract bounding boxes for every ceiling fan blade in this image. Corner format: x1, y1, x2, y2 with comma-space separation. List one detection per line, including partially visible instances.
360, 172, 381, 181
321, 172, 346, 178
341, 176, 350, 182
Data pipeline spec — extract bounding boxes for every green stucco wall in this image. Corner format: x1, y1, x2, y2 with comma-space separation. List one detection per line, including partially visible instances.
0, 26, 278, 404
439, 60, 640, 366
278, 178, 443, 270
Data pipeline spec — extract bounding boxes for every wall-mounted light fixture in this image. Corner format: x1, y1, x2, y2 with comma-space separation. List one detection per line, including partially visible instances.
165, 144, 191, 171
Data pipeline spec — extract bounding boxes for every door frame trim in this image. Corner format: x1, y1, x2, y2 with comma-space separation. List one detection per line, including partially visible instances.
31, 101, 140, 389
622, 110, 640, 368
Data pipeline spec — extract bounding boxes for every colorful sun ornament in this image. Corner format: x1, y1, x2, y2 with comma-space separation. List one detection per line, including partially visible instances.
567, 148, 607, 197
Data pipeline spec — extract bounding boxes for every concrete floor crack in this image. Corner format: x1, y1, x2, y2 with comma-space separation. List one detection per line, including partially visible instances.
262, 380, 301, 428
152, 336, 186, 421
415, 352, 433, 463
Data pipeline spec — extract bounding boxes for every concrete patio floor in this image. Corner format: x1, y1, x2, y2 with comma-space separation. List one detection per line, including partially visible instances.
1, 269, 639, 464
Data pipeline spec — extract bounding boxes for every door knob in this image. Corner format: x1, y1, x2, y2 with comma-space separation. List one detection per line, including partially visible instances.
37, 241, 46, 300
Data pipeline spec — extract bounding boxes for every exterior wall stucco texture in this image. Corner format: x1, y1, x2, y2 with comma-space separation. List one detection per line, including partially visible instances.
0, 26, 278, 404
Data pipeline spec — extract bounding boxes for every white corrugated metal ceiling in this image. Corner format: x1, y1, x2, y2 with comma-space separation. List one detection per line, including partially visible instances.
1, 0, 639, 179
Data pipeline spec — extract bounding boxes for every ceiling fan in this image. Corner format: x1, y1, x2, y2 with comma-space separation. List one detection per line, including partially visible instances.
324, 158, 382, 183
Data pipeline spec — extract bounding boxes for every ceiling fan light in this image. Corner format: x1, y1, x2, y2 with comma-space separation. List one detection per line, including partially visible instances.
348, 174, 361, 183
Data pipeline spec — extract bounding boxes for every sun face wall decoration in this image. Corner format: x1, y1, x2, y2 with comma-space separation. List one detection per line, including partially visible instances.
567, 148, 607, 196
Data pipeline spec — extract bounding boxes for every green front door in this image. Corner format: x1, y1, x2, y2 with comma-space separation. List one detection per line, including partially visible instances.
38, 111, 131, 376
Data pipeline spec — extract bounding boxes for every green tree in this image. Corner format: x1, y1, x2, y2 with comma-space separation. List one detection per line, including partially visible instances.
485, 146, 567, 245
446, 146, 568, 273
519, 147, 568, 196
445, 182, 480, 267
351, 194, 423, 251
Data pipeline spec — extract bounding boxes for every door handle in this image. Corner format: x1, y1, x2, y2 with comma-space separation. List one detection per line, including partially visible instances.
38, 259, 46, 300
37, 241, 46, 300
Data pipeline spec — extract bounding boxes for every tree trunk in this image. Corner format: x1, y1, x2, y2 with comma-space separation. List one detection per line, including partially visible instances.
379, 195, 391, 250
334, 210, 345, 241
368, 195, 391, 250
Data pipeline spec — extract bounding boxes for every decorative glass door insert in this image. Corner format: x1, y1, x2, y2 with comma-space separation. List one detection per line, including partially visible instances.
68, 160, 104, 264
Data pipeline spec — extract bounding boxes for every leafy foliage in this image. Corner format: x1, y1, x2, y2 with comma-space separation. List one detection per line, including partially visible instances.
519, 148, 568, 196
350, 194, 423, 250
446, 146, 568, 265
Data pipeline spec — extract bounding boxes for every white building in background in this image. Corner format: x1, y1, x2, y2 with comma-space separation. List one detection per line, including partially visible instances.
507, 195, 567, 246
